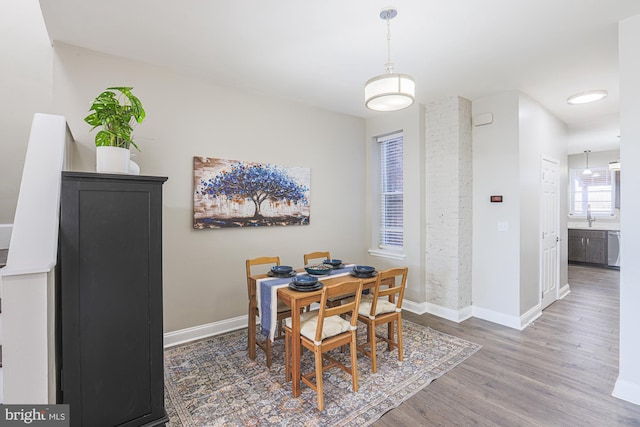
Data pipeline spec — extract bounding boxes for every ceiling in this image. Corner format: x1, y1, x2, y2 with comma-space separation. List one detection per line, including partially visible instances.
39, 0, 640, 154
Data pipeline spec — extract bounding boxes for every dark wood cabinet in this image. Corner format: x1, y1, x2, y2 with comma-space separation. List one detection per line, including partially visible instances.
568, 229, 608, 265
57, 172, 168, 427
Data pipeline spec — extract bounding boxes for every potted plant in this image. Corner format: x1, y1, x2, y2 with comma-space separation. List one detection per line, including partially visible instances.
84, 86, 145, 174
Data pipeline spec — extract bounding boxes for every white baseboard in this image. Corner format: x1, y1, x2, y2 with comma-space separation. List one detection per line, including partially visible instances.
613, 377, 640, 406
0, 224, 12, 249
402, 299, 428, 314
520, 304, 541, 330
558, 283, 571, 300
163, 300, 535, 349
163, 315, 248, 348
472, 305, 522, 330
404, 299, 472, 323
164, 300, 474, 349
426, 302, 472, 323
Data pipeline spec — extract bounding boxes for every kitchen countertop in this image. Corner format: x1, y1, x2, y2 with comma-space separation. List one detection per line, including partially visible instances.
568, 223, 620, 231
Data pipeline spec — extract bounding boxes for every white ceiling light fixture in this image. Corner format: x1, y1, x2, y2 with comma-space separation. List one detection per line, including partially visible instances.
365, 8, 415, 112
567, 90, 608, 105
582, 150, 593, 175
609, 159, 621, 171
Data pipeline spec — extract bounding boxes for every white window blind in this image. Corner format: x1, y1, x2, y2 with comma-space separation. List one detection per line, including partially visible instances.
569, 167, 616, 216
378, 132, 403, 249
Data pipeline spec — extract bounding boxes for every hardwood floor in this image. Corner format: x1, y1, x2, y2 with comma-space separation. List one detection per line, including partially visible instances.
375, 265, 640, 426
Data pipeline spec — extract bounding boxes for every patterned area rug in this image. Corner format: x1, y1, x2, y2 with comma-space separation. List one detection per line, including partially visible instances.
164, 320, 481, 426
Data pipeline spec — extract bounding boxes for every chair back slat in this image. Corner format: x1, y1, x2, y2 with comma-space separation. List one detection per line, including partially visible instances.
314, 279, 363, 342
303, 251, 331, 265
245, 256, 280, 298
368, 267, 408, 316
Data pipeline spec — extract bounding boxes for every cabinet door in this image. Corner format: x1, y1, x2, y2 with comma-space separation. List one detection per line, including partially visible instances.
568, 235, 585, 262
58, 172, 168, 427
585, 236, 607, 264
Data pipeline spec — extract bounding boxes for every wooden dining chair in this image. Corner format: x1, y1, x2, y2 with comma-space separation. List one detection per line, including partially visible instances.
245, 256, 293, 368
356, 266, 408, 373
303, 251, 350, 309
303, 251, 331, 266
284, 279, 364, 411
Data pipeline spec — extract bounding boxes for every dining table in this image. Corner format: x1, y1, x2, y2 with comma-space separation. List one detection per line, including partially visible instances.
248, 264, 386, 398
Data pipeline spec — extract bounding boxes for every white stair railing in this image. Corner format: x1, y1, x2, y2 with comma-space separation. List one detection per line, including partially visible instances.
0, 113, 70, 404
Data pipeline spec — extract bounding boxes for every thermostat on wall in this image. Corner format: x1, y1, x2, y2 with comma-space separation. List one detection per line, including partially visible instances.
490, 195, 503, 203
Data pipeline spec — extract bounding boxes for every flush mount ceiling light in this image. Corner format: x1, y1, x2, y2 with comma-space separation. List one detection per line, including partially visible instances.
582, 150, 592, 175
364, 8, 415, 112
567, 90, 608, 105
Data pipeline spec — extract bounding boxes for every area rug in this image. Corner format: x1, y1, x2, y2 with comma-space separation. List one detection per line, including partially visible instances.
164, 320, 481, 426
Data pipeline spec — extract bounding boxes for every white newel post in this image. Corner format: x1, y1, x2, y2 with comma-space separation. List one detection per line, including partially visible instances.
0, 113, 68, 403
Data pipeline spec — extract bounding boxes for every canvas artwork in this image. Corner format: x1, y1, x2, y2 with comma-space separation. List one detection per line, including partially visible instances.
193, 157, 310, 228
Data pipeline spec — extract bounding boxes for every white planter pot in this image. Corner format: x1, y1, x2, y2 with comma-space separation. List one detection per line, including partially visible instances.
96, 146, 131, 174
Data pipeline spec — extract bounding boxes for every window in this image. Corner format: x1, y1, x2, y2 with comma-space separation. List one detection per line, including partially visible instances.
378, 132, 403, 249
569, 167, 616, 216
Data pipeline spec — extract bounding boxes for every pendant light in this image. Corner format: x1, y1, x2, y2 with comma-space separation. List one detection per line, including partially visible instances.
582, 150, 592, 175
364, 8, 415, 112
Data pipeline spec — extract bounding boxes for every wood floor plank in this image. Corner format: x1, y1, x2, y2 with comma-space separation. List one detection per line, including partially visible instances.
375, 265, 640, 426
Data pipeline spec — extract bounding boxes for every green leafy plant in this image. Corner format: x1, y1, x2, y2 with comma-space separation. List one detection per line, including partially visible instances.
84, 86, 146, 151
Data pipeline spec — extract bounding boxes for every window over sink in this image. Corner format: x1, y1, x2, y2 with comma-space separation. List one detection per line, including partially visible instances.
569, 166, 617, 216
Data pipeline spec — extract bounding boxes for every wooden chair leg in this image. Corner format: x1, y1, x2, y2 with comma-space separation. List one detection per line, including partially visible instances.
285, 329, 291, 381
397, 316, 403, 361
350, 334, 359, 392
387, 319, 394, 351
369, 323, 378, 373
315, 347, 324, 411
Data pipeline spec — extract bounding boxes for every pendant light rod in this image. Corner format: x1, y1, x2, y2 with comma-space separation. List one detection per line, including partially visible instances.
583, 150, 593, 175
383, 8, 396, 73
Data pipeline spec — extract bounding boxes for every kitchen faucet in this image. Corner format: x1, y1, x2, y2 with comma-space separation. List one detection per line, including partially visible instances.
587, 204, 596, 228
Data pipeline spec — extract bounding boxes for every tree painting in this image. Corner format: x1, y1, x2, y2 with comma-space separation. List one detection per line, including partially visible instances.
193, 157, 310, 228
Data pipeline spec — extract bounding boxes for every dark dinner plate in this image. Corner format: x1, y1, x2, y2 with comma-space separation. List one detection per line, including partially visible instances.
322, 263, 345, 269
267, 270, 297, 278
350, 271, 378, 278
353, 265, 375, 274
289, 282, 323, 292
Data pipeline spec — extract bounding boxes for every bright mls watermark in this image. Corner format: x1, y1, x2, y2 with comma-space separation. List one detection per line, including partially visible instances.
0, 405, 69, 426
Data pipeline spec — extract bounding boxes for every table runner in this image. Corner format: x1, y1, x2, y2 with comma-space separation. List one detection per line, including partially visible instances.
257, 265, 355, 341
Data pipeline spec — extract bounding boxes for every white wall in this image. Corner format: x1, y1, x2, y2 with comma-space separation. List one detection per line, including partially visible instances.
0, 0, 53, 223
364, 104, 424, 304
52, 43, 367, 333
472, 92, 522, 324
472, 91, 568, 328
614, 13, 640, 406
518, 94, 568, 314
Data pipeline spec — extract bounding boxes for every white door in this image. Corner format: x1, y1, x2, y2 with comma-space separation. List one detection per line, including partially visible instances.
540, 156, 560, 309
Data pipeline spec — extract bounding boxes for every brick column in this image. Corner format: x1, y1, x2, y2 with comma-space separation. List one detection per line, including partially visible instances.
425, 96, 473, 312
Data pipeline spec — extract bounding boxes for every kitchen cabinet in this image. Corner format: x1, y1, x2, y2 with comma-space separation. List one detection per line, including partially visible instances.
57, 172, 168, 427
568, 229, 608, 265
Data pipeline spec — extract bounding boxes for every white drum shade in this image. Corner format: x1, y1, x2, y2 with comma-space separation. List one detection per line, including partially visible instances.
365, 73, 415, 112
